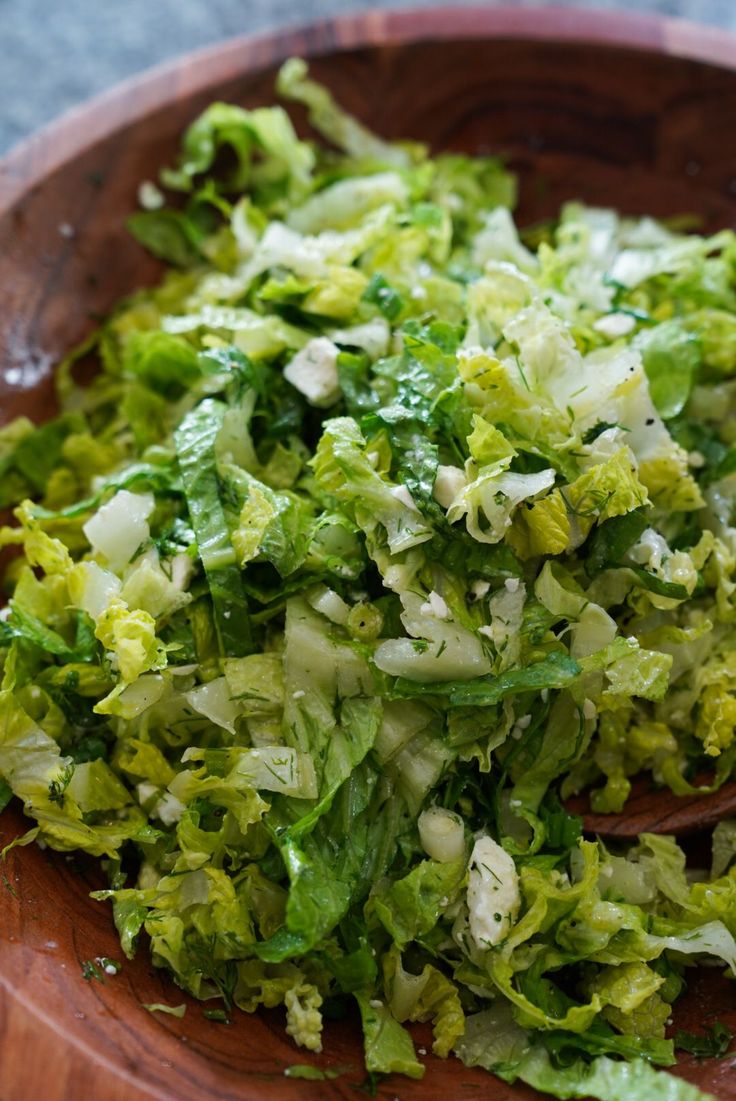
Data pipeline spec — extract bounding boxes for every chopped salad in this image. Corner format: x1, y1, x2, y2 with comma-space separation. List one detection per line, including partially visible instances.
1, 60, 735, 1099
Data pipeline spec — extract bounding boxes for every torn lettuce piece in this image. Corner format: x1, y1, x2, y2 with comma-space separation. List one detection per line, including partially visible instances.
312, 417, 432, 553
277, 58, 416, 169
355, 993, 425, 1079
447, 467, 556, 545
174, 398, 254, 656
374, 591, 492, 683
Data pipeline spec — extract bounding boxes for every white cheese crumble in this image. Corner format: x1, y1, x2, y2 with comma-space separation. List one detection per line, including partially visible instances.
138, 180, 165, 210
419, 590, 450, 620
155, 792, 187, 827
592, 312, 636, 339
433, 464, 467, 509
467, 835, 521, 949
283, 337, 341, 407
628, 527, 669, 572
470, 580, 491, 601
136, 781, 158, 805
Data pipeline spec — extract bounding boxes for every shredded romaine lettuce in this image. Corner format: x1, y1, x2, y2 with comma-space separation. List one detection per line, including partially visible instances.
2, 61, 736, 1101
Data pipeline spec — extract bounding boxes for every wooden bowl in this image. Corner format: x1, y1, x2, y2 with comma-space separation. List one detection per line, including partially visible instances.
2, 7, 736, 1099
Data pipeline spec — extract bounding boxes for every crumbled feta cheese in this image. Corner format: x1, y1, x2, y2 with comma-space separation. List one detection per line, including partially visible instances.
138, 180, 165, 210
504, 577, 520, 593
592, 312, 636, 339
433, 464, 467, 509
155, 792, 186, 827
136, 781, 159, 805
467, 835, 520, 949
629, 528, 669, 571
420, 590, 450, 620
510, 713, 532, 741
283, 337, 341, 407
628, 528, 697, 596
470, 580, 491, 601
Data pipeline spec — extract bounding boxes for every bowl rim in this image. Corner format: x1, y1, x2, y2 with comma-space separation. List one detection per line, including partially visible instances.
3, 3, 736, 213
3, 5, 736, 1099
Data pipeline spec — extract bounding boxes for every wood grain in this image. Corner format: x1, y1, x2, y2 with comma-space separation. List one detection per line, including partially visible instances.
2, 6, 736, 1100
569, 777, 736, 838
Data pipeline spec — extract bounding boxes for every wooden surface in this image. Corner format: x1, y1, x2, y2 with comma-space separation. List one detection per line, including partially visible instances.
2, 6, 736, 1100
2, 795, 734, 1101
571, 777, 736, 839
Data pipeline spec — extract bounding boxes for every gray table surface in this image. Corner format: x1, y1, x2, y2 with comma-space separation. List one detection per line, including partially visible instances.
2, 0, 736, 154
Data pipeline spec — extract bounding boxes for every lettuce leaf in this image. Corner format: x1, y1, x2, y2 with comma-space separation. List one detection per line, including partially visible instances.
174, 398, 254, 656
355, 993, 425, 1079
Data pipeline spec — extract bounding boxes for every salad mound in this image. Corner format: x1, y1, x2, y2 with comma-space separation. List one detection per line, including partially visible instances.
1, 60, 736, 1099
